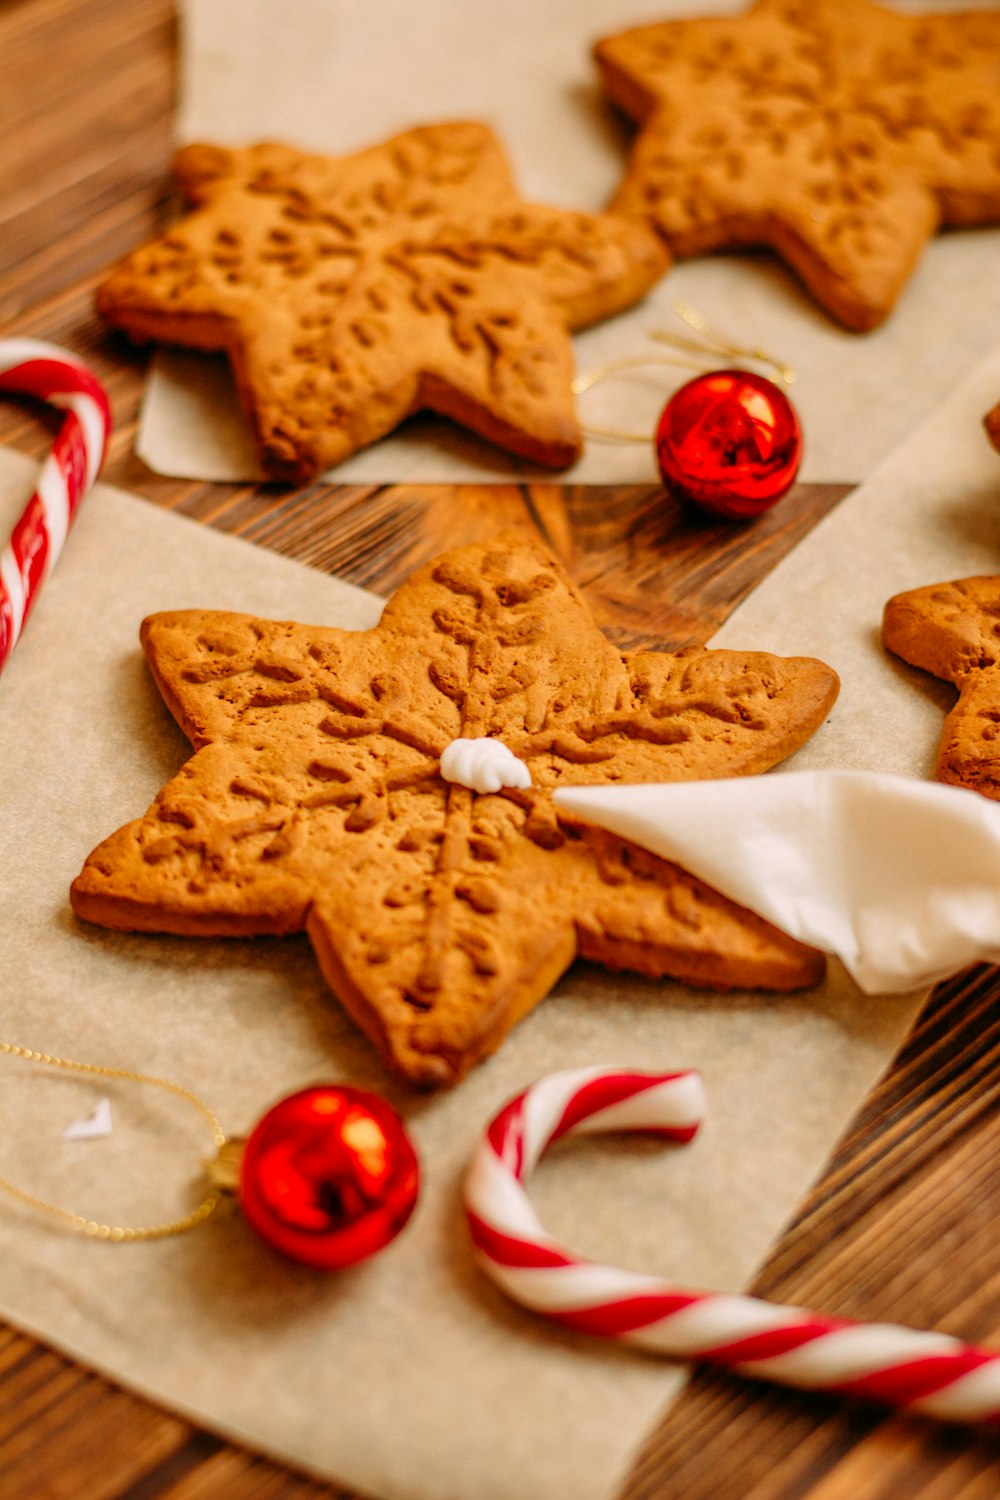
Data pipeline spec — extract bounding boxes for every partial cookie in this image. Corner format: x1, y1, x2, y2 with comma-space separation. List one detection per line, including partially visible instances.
72, 536, 839, 1087
883, 576, 1000, 799
594, 0, 1000, 331
96, 122, 667, 482
985, 403, 1000, 454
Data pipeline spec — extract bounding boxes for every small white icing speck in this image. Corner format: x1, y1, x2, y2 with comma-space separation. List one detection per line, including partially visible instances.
439, 738, 532, 795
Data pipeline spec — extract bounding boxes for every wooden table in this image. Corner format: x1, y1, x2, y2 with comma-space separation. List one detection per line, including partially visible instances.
4, 2, 1000, 1495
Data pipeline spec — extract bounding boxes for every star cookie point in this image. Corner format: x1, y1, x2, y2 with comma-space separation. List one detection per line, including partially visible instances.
883, 576, 1000, 801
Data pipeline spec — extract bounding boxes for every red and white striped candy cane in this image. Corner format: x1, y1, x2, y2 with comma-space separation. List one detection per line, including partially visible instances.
0, 340, 111, 676
464, 1067, 1000, 1425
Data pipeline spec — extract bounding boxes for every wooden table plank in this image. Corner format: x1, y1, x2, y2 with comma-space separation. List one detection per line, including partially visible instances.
3, 2, 1000, 1497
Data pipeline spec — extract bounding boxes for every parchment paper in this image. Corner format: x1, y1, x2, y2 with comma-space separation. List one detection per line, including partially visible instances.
1, 337, 1000, 1500
135, 0, 1000, 487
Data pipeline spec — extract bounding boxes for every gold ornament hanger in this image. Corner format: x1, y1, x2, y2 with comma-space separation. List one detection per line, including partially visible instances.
0, 1040, 421, 1270
572, 301, 796, 444
0, 1040, 226, 1242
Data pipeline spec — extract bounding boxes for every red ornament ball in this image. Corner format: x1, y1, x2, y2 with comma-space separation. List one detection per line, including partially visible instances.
655, 368, 802, 520
238, 1085, 419, 1270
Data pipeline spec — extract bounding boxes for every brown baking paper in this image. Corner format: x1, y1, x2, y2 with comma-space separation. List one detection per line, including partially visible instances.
2, 335, 1000, 1499
133, 0, 1000, 487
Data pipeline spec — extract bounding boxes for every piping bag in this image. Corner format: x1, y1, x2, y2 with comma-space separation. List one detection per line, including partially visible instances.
554, 770, 1000, 994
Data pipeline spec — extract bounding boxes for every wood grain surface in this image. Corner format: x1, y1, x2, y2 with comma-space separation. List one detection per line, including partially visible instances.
3, 2, 1000, 1496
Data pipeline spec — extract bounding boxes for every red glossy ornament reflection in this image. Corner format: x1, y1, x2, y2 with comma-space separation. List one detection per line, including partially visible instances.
238, 1085, 419, 1270
655, 368, 802, 520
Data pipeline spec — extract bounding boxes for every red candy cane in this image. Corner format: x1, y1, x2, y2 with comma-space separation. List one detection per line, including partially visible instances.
0, 340, 111, 676
465, 1067, 1000, 1425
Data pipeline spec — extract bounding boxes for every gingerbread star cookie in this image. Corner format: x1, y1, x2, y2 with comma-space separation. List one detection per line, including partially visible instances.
96, 122, 667, 481
883, 576, 1000, 799
594, 0, 1000, 331
72, 537, 839, 1086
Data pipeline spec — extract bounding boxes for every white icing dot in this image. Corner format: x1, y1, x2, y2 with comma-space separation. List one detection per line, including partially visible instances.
439, 738, 532, 795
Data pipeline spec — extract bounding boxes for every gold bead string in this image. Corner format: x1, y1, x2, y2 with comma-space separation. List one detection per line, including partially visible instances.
572, 300, 796, 443
666, 301, 796, 386
0, 1041, 227, 1242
